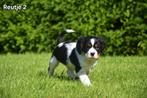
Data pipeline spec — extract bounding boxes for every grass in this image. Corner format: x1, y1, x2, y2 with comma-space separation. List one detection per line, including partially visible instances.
0, 53, 147, 98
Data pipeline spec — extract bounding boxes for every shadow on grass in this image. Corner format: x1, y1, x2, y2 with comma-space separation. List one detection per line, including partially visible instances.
37, 70, 78, 81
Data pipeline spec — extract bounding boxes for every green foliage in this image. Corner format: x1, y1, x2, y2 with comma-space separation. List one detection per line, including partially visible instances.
0, 0, 147, 55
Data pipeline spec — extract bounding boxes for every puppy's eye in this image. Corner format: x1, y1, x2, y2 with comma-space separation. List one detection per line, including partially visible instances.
94, 44, 100, 50
87, 43, 91, 47
94, 44, 98, 48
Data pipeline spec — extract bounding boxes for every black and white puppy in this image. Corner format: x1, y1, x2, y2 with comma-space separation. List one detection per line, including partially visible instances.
48, 35, 105, 86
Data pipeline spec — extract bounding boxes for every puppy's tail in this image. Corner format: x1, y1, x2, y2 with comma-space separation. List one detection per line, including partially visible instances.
57, 29, 75, 43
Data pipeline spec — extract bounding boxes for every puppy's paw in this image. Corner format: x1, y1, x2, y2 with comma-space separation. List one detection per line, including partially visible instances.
79, 74, 92, 87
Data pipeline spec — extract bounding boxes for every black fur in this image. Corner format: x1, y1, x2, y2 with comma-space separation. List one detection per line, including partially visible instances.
76, 37, 85, 54
52, 45, 67, 65
69, 49, 81, 73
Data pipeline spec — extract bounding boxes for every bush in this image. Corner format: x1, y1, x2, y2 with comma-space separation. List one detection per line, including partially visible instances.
0, 0, 147, 55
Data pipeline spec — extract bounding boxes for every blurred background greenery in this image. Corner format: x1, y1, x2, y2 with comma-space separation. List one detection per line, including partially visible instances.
0, 0, 147, 55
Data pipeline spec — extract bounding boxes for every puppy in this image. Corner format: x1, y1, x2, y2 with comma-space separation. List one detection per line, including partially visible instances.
48, 36, 105, 86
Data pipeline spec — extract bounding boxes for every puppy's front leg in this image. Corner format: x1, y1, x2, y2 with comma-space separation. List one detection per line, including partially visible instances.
77, 69, 92, 86
79, 74, 91, 86
67, 69, 76, 79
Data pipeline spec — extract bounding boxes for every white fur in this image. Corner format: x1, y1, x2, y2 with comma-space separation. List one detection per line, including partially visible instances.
85, 38, 98, 59
90, 38, 95, 46
58, 42, 64, 47
79, 75, 91, 86
75, 50, 97, 86
66, 29, 75, 33
77, 69, 91, 86
76, 50, 96, 74
87, 47, 98, 59
65, 42, 76, 57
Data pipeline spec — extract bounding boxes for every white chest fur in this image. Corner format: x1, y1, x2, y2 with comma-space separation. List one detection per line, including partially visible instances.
76, 50, 97, 74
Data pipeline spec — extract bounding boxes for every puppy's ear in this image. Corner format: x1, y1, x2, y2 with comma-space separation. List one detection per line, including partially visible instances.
98, 37, 105, 54
76, 36, 85, 54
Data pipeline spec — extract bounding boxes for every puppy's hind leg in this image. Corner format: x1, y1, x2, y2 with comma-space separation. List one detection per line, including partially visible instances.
48, 56, 59, 76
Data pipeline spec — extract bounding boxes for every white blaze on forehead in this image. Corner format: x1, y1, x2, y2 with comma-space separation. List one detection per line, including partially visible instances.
90, 38, 95, 46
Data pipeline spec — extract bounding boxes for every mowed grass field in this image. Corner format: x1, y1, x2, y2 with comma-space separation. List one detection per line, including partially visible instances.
0, 53, 147, 98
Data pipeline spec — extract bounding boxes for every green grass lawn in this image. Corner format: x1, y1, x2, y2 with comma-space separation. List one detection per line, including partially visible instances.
0, 53, 147, 98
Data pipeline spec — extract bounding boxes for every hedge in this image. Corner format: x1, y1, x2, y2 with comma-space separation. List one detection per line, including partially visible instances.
0, 0, 147, 55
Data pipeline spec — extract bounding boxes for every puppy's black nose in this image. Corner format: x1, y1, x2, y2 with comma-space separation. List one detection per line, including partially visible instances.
90, 52, 95, 56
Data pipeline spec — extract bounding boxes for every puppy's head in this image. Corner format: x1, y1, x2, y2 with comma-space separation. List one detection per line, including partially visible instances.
76, 36, 105, 59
